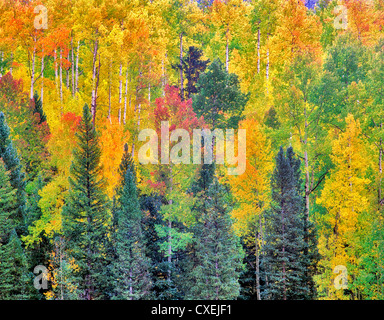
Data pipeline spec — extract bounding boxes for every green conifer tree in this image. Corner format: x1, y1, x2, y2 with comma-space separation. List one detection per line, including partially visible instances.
112, 168, 152, 300
0, 160, 30, 299
262, 147, 312, 300
0, 112, 26, 235
32, 92, 47, 124
192, 58, 248, 129
62, 104, 111, 300
186, 177, 243, 299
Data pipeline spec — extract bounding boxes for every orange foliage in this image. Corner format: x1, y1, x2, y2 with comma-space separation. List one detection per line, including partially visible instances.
99, 116, 130, 197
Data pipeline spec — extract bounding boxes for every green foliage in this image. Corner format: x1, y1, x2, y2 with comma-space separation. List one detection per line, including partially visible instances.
185, 177, 244, 299
263, 147, 318, 300
62, 104, 111, 300
112, 163, 152, 300
0, 111, 26, 236
193, 58, 248, 129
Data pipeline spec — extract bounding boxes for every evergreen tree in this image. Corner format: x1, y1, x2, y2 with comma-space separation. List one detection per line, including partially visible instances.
186, 177, 243, 299
0, 160, 30, 299
175, 46, 210, 100
286, 147, 320, 299
193, 58, 248, 129
262, 147, 312, 300
118, 143, 136, 184
62, 104, 111, 300
112, 145, 152, 300
112, 169, 152, 300
32, 92, 47, 125
0, 112, 26, 235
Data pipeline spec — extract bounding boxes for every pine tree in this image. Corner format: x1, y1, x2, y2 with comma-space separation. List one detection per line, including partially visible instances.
192, 58, 248, 129
173, 46, 210, 100
62, 104, 111, 300
118, 143, 136, 185
286, 146, 319, 299
262, 146, 310, 300
0, 112, 26, 235
32, 92, 47, 124
186, 177, 243, 300
112, 168, 152, 300
0, 160, 30, 299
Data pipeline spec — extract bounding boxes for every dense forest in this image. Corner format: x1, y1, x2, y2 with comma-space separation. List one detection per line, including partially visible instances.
0, 0, 384, 300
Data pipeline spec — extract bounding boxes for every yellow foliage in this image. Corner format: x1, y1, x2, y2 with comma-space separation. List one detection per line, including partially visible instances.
227, 118, 273, 236
99, 116, 130, 197
316, 114, 371, 299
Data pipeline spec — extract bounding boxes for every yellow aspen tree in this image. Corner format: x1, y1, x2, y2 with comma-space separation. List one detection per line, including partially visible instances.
226, 118, 273, 300
316, 114, 370, 299
211, 0, 251, 72
270, 0, 322, 69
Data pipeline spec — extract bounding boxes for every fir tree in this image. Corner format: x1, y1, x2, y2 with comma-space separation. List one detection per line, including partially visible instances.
193, 58, 248, 129
0, 160, 30, 299
186, 177, 243, 299
118, 143, 136, 185
174, 46, 210, 100
62, 104, 111, 300
32, 92, 47, 125
112, 168, 152, 300
262, 147, 311, 300
0, 112, 26, 235
286, 147, 320, 299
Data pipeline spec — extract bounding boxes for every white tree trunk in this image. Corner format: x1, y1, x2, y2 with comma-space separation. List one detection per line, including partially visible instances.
119, 63, 123, 124
257, 28, 260, 74
71, 38, 75, 96
30, 47, 36, 99
75, 41, 80, 93
41, 51, 44, 103
123, 66, 128, 125
226, 28, 229, 72
0, 51, 3, 77
59, 48, 63, 104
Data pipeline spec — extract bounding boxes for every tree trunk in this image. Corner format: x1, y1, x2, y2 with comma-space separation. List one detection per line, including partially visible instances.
162, 57, 165, 96
168, 168, 173, 283
124, 66, 128, 125
119, 63, 123, 124
71, 38, 75, 96
91, 36, 99, 125
131, 71, 142, 156
225, 28, 229, 72
0, 51, 3, 77
75, 41, 80, 93
257, 28, 260, 74
282, 208, 287, 300
179, 33, 184, 99
379, 124, 383, 207
59, 49, 63, 105
41, 51, 44, 104
255, 215, 261, 300
66, 52, 70, 89
108, 58, 112, 121
30, 46, 36, 99
129, 269, 133, 300
9, 52, 13, 75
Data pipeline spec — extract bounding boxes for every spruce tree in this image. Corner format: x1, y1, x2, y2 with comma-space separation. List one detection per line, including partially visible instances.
192, 58, 248, 129
186, 177, 243, 299
0, 112, 26, 235
286, 146, 319, 299
262, 147, 309, 300
112, 168, 152, 300
176, 46, 210, 100
118, 143, 136, 184
62, 104, 111, 300
32, 92, 47, 124
0, 160, 29, 299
